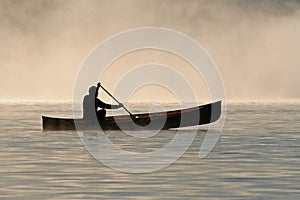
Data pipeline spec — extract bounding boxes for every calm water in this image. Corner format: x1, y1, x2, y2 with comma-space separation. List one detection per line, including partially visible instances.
0, 102, 299, 199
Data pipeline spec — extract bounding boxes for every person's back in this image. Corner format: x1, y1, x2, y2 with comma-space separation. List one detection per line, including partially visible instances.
83, 94, 96, 120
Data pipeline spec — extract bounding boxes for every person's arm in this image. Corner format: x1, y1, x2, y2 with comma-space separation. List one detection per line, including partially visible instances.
95, 83, 101, 98
110, 103, 123, 109
96, 98, 122, 109
95, 83, 122, 109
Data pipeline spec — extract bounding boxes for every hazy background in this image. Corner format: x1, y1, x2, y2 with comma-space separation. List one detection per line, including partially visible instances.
0, 0, 299, 102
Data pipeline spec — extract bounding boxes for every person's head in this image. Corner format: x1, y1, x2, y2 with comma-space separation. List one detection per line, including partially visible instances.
88, 86, 97, 95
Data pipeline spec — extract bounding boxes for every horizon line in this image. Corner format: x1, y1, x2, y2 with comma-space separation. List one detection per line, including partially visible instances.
0, 99, 300, 104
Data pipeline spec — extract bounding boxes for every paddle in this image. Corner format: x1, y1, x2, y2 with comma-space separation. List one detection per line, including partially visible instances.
97, 83, 136, 118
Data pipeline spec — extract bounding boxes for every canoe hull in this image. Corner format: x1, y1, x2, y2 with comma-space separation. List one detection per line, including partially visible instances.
42, 101, 221, 131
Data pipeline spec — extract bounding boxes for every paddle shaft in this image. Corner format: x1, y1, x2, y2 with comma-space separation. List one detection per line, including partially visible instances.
99, 85, 133, 116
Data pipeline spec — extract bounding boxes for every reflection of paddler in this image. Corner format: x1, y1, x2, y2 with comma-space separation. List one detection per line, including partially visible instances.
83, 83, 122, 121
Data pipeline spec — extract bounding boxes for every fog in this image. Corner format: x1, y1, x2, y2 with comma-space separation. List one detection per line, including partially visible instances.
0, 0, 299, 102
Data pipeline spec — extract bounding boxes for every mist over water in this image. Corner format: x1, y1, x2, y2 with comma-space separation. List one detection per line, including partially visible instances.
0, 0, 300, 102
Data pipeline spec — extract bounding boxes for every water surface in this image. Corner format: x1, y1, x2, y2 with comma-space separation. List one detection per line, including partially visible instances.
0, 102, 299, 199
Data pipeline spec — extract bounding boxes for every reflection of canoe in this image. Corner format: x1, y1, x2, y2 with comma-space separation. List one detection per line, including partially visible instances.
42, 101, 221, 131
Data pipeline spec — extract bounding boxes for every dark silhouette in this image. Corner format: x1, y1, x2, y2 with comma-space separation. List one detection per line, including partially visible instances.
83, 83, 122, 121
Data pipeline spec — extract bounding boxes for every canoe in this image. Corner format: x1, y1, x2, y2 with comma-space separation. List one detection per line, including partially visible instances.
42, 101, 221, 131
